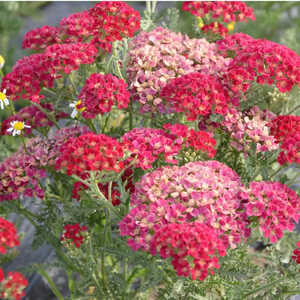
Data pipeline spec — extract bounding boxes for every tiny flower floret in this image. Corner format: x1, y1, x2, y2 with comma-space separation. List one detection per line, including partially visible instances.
69, 100, 86, 118
0, 89, 9, 110
7, 121, 31, 136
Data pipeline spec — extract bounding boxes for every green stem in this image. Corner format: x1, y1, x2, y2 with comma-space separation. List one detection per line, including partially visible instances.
66, 269, 76, 300
102, 114, 110, 134
243, 274, 300, 298
269, 164, 287, 180
69, 73, 78, 97
37, 266, 65, 300
287, 104, 300, 115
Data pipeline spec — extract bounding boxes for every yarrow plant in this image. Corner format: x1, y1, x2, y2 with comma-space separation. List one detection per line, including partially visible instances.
0, 1, 300, 299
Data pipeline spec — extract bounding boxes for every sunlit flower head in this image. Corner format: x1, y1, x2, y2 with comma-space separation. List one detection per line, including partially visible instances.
7, 121, 31, 136
0, 55, 4, 69
69, 100, 86, 118
0, 89, 9, 110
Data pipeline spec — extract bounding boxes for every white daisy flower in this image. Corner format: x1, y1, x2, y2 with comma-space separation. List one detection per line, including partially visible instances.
0, 89, 9, 110
7, 121, 31, 136
69, 100, 86, 118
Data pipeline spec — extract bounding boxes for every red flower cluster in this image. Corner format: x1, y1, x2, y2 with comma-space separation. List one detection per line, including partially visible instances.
269, 115, 300, 165
78, 73, 130, 119
0, 269, 28, 300
160, 72, 229, 121
202, 22, 228, 38
59, 11, 97, 43
220, 34, 300, 94
246, 181, 300, 243
22, 25, 59, 51
45, 43, 98, 75
3, 43, 97, 103
89, 2, 140, 42
55, 132, 126, 176
150, 223, 226, 281
182, 1, 255, 38
270, 115, 300, 143
217, 32, 255, 56
182, 1, 255, 23
0, 103, 65, 136
0, 217, 19, 254
1, 53, 55, 103
23, 2, 140, 53
292, 241, 300, 267
164, 123, 217, 158
61, 223, 87, 248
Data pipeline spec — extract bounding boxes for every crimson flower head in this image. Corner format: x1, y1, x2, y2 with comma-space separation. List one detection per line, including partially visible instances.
55, 132, 126, 176
79, 73, 130, 119
0, 269, 28, 300
22, 25, 59, 51
150, 222, 226, 281
61, 224, 87, 248
89, 1, 140, 42
160, 72, 229, 121
0, 217, 19, 254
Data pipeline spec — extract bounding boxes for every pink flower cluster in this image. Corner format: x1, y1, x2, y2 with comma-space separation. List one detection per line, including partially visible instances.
0, 269, 28, 300
219, 33, 300, 94
221, 106, 278, 154
78, 73, 130, 119
24, 125, 90, 167
127, 27, 231, 113
0, 150, 46, 201
0, 217, 20, 254
246, 181, 300, 243
120, 161, 249, 255
150, 223, 226, 280
23, 2, 140, 52
61, 223, 87, 248
0, 126, 90, 201
160, 72, 229, 120
269, 115, 300, 165
121, 128, 183, 170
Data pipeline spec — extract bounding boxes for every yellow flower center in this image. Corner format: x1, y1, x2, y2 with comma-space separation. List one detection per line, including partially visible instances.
0, 55, 4, 67
13, 122, 25, 131
227, 22, 235, 32
0, 92, 6, 101
75, 100, 86, 112
197, 17, 204, 29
